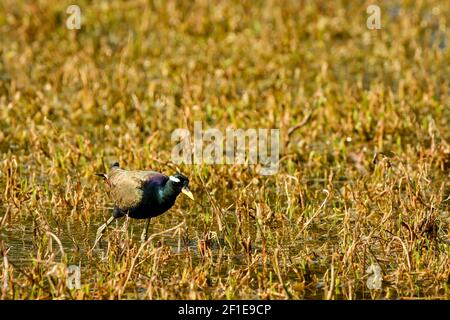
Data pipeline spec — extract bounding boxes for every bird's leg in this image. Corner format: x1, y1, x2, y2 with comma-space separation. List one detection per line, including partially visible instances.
141, 218, 151, 243
93, 216, 115, 248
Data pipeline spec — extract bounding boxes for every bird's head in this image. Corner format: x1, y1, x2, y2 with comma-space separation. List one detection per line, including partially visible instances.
169, 173, 194, 200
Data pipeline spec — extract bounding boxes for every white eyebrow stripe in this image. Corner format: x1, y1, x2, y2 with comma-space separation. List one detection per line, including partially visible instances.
169, 176, 180, 183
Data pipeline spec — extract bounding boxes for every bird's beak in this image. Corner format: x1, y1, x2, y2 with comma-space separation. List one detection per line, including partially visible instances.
181, 186, 194, 200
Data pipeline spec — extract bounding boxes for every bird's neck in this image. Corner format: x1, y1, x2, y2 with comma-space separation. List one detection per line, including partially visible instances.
159, 180, 180, 204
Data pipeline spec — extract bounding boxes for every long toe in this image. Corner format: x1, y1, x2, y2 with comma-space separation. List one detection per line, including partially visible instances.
94, 226, 107, 246
140, 230, 147, 243
92, 234, 103, 250
96, 227, 104, 238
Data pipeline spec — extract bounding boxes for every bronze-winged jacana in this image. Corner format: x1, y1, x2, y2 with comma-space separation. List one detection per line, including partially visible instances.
93, 162, 194, 247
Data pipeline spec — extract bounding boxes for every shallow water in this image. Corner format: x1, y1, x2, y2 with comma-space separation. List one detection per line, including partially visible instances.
0, 207, 330, 298
1, 203, 445, 300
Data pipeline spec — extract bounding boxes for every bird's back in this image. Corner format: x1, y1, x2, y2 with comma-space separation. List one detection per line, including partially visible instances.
107, 167, 167, 212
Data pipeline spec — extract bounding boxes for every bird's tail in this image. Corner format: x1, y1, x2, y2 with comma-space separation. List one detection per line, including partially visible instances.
95, 162, 119, 182
95, 173, 108, 179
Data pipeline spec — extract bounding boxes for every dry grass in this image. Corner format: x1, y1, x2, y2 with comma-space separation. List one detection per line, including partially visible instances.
0, 0, 449, 299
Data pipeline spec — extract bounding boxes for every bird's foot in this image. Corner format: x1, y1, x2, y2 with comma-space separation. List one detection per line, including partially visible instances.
140, 219, 151, 244
92, 216, 115, 250
140, 230, 148, 243
92, 230, 104, 249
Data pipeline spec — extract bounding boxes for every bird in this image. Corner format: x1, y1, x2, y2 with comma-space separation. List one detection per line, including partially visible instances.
93, 162, 194, 247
